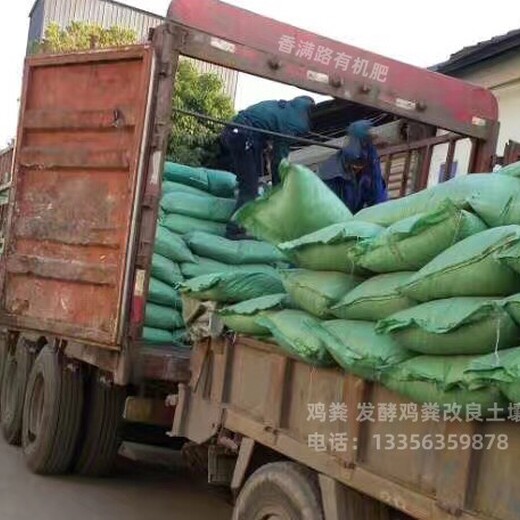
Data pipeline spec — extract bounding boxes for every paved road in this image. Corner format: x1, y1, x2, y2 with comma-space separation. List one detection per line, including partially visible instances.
0, 440, 233, 520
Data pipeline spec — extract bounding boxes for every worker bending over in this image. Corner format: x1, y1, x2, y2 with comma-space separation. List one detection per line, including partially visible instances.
317, 120, 387, 213
221, 96, 315, 239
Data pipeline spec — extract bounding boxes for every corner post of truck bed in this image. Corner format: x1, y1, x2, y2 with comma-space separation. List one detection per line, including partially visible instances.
126, 22, 181, 357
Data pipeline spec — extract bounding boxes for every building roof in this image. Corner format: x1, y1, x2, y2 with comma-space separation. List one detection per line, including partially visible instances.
433, 28, 520, 75
29, 0, 166, 20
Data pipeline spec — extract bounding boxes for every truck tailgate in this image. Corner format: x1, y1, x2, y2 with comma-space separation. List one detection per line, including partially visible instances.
0, 46, 155, 348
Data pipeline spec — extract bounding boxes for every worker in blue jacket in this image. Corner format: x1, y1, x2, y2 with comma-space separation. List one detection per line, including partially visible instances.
317, 120, 388, 213
221, 96, 315, 239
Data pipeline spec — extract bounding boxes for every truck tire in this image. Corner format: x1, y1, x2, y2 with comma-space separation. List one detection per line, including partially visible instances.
232, 461, 324, 520
1, 337, 36, 445
22, 346, 84, 475
73, 369, 126, 477
0, 331, 7, 388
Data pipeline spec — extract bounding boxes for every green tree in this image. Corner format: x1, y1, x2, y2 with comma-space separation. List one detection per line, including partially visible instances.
168, 61, 235, 167
32, 23, 235, 168
31, 21, 137, 53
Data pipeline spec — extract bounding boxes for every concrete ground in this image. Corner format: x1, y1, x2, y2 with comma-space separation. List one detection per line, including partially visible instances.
0, 440, 233, 520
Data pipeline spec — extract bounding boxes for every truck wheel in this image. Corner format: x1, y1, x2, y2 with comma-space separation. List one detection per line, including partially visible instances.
0, 331, 8, 388
1, 337, 36, 445
22, 346, 84, 475
233, 462, 323, 520
73, 370, 126, 477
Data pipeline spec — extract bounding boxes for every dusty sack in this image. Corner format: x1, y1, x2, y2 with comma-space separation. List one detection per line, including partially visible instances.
376, 297, 519, 355
357, 202, 487, 272
148, 278, 183, 308
181, 271, 284, 303
154, 226, 195, 263
185, 231, 286, 265
143, 327, 176, 344
355, 173, 520, 227
256, 310, 335, 367
320, 320, 415, 380
281, 269, 363, 318
163, 162, 237, 197
181, 256, 278, 279
161, 213, 227, 237
161, 192, 236, 223
235, 160, 352, 244
466, 347, 520, 403
398, 226, 520, 301
145, 303, 184, 330
219, 293, 290, 335
161, 181, 216, 198
278, 221, 382, 273
331, 272, 416, 321
151, 254, 183, 286
382, 356, 505, 413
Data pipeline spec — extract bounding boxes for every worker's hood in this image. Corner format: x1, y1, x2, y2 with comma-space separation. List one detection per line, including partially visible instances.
287, 96, 316, 112
342, 120, 374, 163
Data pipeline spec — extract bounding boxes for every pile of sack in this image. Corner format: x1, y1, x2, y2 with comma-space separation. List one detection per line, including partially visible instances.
144, 162, 285, 346
182, 158, 520, 413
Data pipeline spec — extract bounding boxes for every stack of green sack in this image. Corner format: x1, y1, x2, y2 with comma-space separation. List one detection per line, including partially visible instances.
144, 162, 238, 345
157, 162, 291, 343
210, 158, 520, 413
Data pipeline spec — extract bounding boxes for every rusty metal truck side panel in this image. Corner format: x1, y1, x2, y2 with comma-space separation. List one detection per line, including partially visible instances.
1, 47, 155, 348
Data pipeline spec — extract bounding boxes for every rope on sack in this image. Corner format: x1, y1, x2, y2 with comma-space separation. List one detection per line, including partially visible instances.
450, 211, 464, 247
494, 313, 502, 366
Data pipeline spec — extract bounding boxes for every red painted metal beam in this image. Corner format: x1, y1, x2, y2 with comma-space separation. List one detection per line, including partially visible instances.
168, 0, 498, 141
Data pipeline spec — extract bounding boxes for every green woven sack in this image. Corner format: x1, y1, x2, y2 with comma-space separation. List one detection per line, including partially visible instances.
154, 225, 195, 263
151, 254, 183, 286
256, 310, 335, 367
161, 181, 215, 198
235, 160, 352, 244
148, 278, 183, 308
219, 294, 289, 335
495, 242, 520, 275
145, 303, 184, 330
163, 162, 237, 197
376, 297, 519, 355
281, 269, 363, 318
382, 356, 505, 413
161, 192, 236, 223
181, 271, 284, 303
502, 293, 520, 326
319, 320, 415, 380
466, 347, 520, 402
357, 202, 487, 272
331, 272, 415, 321
355, 173, 520, 227
398, 226, 520, 301
278, 221, 382, 273
181, 256, 277, 279
497, 161, 520, 178
185, 231, 286, 265
161, 213, 227, 237
143, 327, 175, 344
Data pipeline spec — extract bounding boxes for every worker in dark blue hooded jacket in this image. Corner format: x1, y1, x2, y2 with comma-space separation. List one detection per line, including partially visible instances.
221, 96, 315, 238
317, 120, 388, 213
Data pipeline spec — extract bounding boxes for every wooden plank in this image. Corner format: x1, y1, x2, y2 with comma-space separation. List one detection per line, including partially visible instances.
435, 421, 477, 515
264, 353, 289, 429
231, 437, 256, 491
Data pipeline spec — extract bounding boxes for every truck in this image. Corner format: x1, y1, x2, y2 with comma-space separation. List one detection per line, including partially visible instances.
0, 0, 516, 516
